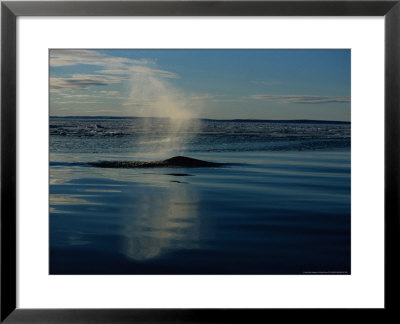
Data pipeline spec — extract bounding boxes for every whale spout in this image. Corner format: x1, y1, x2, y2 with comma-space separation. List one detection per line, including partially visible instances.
89, 156, 224, 168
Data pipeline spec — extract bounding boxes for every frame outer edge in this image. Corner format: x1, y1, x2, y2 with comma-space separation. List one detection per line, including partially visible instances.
0, 0, 399, 322
385, 1, 400, 312
2, 1, 399, 16
1, 2, 17, 323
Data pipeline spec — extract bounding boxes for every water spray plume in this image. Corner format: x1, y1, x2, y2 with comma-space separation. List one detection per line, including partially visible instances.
126, 70, 201, 157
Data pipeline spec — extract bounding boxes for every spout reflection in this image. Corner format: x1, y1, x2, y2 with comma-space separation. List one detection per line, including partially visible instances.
121, 183, 200, 261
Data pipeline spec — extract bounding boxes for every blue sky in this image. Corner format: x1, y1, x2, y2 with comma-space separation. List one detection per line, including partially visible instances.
50, 49, 350, 121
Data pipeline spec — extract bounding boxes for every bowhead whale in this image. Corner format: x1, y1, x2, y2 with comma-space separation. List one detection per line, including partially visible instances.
89, 156, 224, 168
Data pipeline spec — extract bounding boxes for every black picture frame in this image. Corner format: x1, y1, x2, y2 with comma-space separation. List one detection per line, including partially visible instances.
1, 1, 399, 322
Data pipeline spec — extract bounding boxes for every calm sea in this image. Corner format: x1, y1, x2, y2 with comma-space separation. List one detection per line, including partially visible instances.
49, 117, 350, 274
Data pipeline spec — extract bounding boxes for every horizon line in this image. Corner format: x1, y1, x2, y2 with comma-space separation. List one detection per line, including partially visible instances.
49, 116, 350, 123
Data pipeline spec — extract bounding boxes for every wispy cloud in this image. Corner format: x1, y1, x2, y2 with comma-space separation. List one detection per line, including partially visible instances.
97, 66, 178, 79
50, 50, 178, 79
189, 94, 218, 101
50, 74, 128, 92
121, 102, 152, 107
250, 94, 350, 104
252, 81, 283, 86
211, 98, 245, 103
55, 100, 102, 105
57, 93, 93, 99
50, 50, 179, 96
187, 94, 244, 103
54, 91, 127, 101
50, 49, 151, 67
98, 90, 120, 95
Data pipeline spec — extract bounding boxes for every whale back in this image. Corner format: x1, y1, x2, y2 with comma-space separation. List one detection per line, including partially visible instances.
89, 156, 224, 168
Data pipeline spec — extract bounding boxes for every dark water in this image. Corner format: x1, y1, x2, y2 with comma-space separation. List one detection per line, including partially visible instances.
49, 117, 350, 274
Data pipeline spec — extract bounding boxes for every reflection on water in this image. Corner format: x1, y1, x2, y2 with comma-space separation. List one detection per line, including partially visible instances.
50, 150, 350, 274
49, 194, 100, 214
121, 185, 199, 261
50, 165, 201, 262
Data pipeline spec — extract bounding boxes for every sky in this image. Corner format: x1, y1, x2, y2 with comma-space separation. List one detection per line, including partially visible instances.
50, 49, 350, 121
